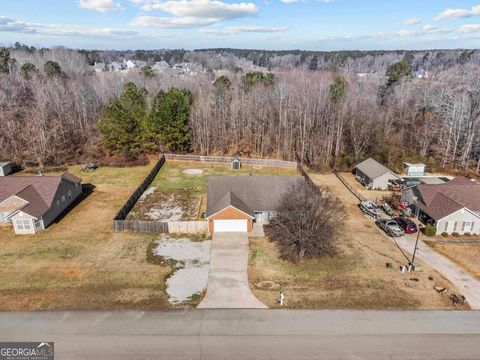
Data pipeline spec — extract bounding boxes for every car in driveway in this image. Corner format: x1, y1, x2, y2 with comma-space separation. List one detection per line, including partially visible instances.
394, 217, 418, 234
375, 219, 405, 237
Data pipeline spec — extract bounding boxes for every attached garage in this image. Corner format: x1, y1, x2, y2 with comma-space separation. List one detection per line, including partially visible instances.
213, 219, 248, 233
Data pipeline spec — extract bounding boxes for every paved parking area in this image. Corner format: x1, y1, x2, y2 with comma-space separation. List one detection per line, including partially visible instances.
197, 232, 267, 309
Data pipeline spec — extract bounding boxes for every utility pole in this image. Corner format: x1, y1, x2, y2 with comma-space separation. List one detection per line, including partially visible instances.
410, 229, 420, 270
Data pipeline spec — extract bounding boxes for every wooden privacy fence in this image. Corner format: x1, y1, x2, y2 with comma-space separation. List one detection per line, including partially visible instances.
113, 155, 166, 222
113, 220, 207, 234
164, 153, 297, 168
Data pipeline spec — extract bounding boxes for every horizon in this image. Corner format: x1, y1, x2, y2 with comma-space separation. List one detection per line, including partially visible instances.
1, 1, 480, 51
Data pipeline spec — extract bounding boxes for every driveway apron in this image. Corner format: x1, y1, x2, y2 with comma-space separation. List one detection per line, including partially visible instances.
198, 232, 267, 309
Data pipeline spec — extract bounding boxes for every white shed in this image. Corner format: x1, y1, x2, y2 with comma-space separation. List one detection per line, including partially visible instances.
0, 162, 12, 176
403, 163, 425, 176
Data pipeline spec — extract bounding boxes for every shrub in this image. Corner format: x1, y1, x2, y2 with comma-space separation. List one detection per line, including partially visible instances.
423, 224, 437, 237
452, 232, 460, 237
441, 232, 449, 237
464, 232, 472, 237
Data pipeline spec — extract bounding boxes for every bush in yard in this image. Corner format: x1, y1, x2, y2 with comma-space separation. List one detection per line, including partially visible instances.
452, 232, 460, 237
265, 182, 346, 262
423, 224, 436, 237
441, 232, 449, 237
464, 232, 472, 237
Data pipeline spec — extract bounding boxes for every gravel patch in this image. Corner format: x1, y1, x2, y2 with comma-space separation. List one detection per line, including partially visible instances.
153, 237, 211, 305
139, 186, 157, 201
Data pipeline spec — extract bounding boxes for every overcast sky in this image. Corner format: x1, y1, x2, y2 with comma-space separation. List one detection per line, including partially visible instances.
1, 0, 480, 50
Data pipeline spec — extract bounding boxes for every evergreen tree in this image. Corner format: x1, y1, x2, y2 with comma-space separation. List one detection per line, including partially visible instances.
147, 88, 193, 151
44, 61, 62, 77
329, 76, 347, 104
386, 60, 411, 87
0, 48, 10, 74
20, 62, 38, 80
309, 55, 318, 71
98, 82, 147, 153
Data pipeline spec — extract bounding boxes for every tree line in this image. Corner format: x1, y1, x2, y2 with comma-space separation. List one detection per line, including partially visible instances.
0, 46, 479, 175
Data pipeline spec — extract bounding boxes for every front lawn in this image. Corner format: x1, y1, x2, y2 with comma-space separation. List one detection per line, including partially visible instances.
0, 163, 172, 310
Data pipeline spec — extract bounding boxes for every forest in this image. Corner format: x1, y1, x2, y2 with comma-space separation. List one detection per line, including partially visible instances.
0, 45, 479, 175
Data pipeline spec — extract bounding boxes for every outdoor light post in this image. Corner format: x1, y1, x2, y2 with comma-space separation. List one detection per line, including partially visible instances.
410, 226, 421, 270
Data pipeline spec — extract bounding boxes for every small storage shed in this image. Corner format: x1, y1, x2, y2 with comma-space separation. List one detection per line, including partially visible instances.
0, 162, 12, 176
231, 158, 241, 170
354, 158, 400, 191
403, 163, 425, 176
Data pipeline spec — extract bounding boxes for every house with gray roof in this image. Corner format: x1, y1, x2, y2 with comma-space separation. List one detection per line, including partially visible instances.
0, 173, 82, 234
354, 158, 400, 190
402, 177, 480, 235
206, 176, 304, 233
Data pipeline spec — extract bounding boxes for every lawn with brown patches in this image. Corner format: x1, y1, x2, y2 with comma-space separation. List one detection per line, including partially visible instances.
249, 173, 468, 310
0, 163, 172, 311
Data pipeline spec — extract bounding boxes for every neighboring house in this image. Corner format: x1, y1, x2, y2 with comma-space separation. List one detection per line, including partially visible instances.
401, 177, 480, 235
93, 62, 107, 73
206, 176, 305, 233
0, 162, 12, 176
354, 158, 400, 190
403, 162, 425, 176
0, 173, 82, 234
413, 69, 429, 79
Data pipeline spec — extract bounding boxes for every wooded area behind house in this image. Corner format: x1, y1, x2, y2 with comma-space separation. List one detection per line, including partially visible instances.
1, 44, 480, 174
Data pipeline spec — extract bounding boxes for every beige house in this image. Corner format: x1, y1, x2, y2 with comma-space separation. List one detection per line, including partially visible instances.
354, 158, 400, 190
402, 177, 480, 235
0, 173, 82, 234
206, 176, 304, 233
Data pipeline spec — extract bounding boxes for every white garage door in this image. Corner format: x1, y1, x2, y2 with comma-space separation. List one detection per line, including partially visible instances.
214, 219, 248, 233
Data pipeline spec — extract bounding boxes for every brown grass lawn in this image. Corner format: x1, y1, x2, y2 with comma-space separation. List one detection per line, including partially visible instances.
338, 172, 394, 202
249, 173, 468, 310
0, 163, 173, 311
128, 160, 298, 220
425, 242, 480, 281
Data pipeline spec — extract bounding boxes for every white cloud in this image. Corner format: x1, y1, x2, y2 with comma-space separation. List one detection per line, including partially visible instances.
401, 17, 421, 25
200, 24, 288, 35
0, 17, 138, 38
78, 0, 124, 12
280, 0, 303, 4
459, 24, 480, 33
130, 0, 258, 28
435, 5, 480, 20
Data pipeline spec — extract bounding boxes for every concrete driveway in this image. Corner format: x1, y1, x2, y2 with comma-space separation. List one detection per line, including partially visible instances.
197, 232, 267, 309
395, 235, 480, 309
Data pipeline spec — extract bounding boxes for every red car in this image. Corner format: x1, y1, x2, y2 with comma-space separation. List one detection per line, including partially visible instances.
394, 217, 418, 234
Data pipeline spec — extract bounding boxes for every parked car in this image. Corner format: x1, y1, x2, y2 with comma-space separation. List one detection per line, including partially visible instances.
394, 217, 418, 234
375, 219, 405, 237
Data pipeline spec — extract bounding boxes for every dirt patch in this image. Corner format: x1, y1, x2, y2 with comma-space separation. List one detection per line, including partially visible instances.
128, 192, 199, 221
183, 169, 204, 176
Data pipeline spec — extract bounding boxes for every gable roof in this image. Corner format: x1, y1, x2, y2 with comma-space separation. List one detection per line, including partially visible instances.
355, 158, 399, 180
206, 176, 305, 218
413, 176, 480, 220
0, 172, 81, 218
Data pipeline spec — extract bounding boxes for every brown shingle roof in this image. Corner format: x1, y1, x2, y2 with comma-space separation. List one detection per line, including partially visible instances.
354, 158, 399, 180
0, 172, 81, 218
414, 176, 480, 220
206, 176, 305, 217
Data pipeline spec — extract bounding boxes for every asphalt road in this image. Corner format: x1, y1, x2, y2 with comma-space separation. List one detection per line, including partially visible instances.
1, 310, 480, 359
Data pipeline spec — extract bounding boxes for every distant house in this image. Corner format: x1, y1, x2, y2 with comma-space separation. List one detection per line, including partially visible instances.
402, 177, 480, 235
354, 158, 400, 190
93, 62, 107, 73
0, 162, 12, 176
0, 173, 82, 234
403, 162, 426, 176
206, 176, 305, 233
413, 69, 429, 79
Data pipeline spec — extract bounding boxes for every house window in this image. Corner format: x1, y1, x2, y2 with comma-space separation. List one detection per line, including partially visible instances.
68, 190, 72, 201
23, 219, 31, 230
16, 219, 24, 230
57, 200, 60, 208
463, 221, 474, 232
34, 219, 41, 229
62, 195, 66, 207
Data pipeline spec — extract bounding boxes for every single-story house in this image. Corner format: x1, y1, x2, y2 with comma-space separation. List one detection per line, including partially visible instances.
354, 158, 400, 190
401, 177, 480, 235
206, 176, 305, 233
0, 173, 82, 234
0, 162, 12, 176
